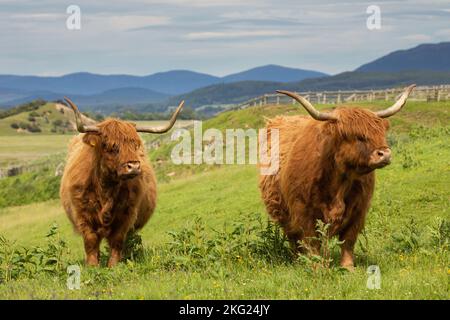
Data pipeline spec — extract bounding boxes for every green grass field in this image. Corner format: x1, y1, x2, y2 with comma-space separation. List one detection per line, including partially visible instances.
0, 101, 448, 299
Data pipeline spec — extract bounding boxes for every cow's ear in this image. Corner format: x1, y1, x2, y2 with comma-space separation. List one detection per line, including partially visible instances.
82, 133, 101, 148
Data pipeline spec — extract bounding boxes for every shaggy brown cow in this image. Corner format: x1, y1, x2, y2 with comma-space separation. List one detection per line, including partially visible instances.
259, 85, 415, 270
60, 98, 184, 267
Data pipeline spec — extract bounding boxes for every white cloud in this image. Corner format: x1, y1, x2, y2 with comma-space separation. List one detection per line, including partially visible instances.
434, 28, 450, 37
106, 15, 171, 30
11, 13, 64, 20
185, 30, 286, 40
401, 34, 432, 42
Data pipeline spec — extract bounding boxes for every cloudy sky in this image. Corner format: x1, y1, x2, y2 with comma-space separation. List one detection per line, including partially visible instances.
1, 0, 449, 76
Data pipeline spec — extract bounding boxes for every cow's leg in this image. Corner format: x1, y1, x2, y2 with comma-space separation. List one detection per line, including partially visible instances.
338, 216, 365, 271
301, 221, 320, 256
338, 177, 373, 271
106, 231, 125, 267
106, 219, 134, 267
288, 201, 320, 256
284, 231, 301, 255
339, 231, 357, 271
82, 229, 101, 266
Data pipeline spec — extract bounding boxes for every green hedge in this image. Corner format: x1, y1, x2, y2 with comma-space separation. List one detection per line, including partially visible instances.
0, 170, 60, 208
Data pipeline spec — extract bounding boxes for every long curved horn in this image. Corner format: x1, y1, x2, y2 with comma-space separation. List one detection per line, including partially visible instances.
135, 101, 185, 133
375, 84, 416, 118
276, 90, 337, 121
64, 97, 99, 133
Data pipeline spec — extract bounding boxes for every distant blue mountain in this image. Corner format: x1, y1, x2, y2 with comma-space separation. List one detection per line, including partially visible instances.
222, 65, 328, 83
356, 42, 450, 72
1, 87, 169, 110
0, 71, 220, 96
0, 65, 327, 98
0, 65, 329, 108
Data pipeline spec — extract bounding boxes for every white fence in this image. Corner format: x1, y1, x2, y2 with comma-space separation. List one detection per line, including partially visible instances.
235, 84, 450, 109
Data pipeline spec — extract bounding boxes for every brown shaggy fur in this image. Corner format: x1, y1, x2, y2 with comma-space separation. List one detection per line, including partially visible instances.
60, 119, 156, 267
259, 107, 391, 269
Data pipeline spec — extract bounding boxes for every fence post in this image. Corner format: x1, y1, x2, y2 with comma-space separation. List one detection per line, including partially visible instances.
276, 95, 280, 105
337, 91, 341, 104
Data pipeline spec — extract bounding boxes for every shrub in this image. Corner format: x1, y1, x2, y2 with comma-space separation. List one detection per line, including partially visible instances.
52, 119, 63, 127
156, 215, 292, 271
297, 220, 345, 272
427, 217, 450, 250
0, 99, 46, 119
26, 124, 41, 133
389, 218, 421, 253
0, 172, 60, 208
0, 224, 70, 283
18, 122, 28, 130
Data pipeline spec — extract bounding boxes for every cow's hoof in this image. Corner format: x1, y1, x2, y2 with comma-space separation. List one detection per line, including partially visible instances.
107, 252, 121, 267
341, 264, 355, 272
86, 256, 99, 267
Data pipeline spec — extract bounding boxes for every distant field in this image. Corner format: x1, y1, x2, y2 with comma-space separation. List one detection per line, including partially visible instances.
0, 135, 72, 167
0, 114, 193, 167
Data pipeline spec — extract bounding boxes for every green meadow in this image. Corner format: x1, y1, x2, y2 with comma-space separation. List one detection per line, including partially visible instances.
0, 101, 448, 299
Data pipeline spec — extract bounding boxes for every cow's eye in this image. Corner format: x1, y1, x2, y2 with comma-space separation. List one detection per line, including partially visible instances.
106, 145, 119, 154
357, 136, 367, 142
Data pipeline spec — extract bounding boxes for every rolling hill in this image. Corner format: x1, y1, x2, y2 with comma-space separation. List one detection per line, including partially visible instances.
0, 102, 95, 136
356, 42, 450, 72
166, 81, 283, 108
0, 71, 220, 96
0, 66, 328, 108
222, 65, 328, 83
166, 70, 450, 109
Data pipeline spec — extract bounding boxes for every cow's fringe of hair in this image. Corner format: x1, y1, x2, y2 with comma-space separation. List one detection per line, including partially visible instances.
331, 107, 388, 140
96, 119, 142, 148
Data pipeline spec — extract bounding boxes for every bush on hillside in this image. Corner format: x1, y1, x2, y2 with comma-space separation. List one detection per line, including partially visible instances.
0, 99, 47, 119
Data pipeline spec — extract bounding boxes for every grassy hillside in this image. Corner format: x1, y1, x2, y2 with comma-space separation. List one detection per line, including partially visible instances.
0, 102, 76, 135
148, 100, 450, 181
0, 100, 448, 299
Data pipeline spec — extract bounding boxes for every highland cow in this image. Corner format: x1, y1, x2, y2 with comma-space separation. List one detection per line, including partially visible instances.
259, 85, 415, 270
60, 98, 184, 267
